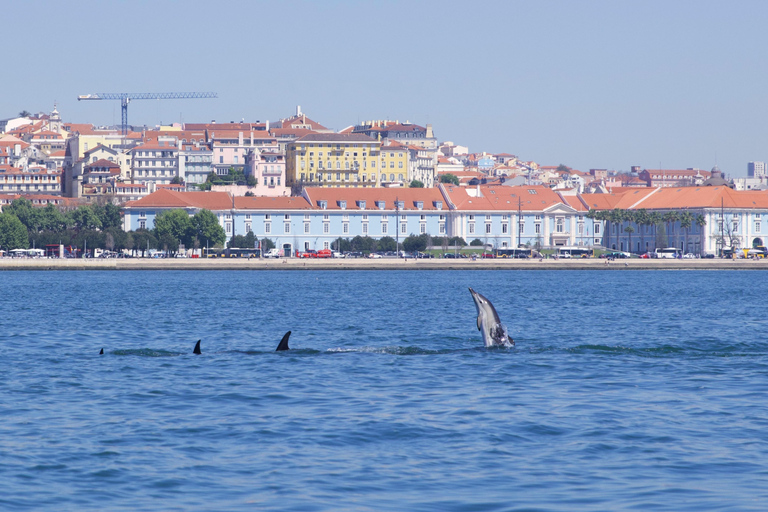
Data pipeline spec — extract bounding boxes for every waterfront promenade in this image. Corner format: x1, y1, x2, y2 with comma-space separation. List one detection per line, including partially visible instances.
0, 257, 765, 271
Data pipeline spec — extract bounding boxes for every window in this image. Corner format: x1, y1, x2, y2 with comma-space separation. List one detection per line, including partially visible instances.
139, 220, 146, 230
362, 223, 368, 234
757, 222, 762, 232
468, 215, 475, 221
343, 223, 349, 234
535, 224, 541, 234
382, 223, 388, 234
733, 221, 739, 232
323, 223, 329, 234
401, 223, 407, 234
304, 223, 310, 234
420, 223, 426, 234
226, 223, 232, 234
284, 223, 291, 234
469, 224, 475, 234
556, 218, 564, 233
485, 223, 492, 234
439, 223, 445, 234
284, 214, 290, 220
502, 224, 508, 234
594, 223, 600, 234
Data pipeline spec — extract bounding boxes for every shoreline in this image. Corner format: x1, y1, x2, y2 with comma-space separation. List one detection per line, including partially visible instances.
0, 257, 765, 271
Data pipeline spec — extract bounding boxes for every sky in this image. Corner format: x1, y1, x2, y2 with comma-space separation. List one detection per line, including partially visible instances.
3, 0, 768, 176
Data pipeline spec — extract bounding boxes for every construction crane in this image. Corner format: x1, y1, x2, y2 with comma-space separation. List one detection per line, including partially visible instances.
77, 92, 218, 135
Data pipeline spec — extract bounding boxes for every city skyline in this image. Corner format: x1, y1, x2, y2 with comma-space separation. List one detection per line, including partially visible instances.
3, 0, 767, 176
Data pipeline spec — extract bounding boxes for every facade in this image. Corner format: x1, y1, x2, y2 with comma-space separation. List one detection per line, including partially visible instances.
638, 168, 710, 188
245, 147, 288, 196
0, 166, 62, 195
209, 129, 278, 175
179, 143, 213, 187
286, 133, 383, 188
748, 161, 766, 179
441, 184, 594, 249
379, 141, 409, 187
130, 138, 180, 187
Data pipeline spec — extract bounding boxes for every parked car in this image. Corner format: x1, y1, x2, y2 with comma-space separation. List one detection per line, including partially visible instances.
602, 251, 631, 259
481, 252, 496, 258
682, 253, 696, 259
264, 248, 281, 258
316, 249, 333, 258
300, 250, 317, 258
639, 252, 651, 259
331, 251, 345, 258
369, 253, 382, 259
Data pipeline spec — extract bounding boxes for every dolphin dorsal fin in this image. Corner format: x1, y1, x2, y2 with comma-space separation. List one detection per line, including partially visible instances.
193, 340, 201, 355
276, 331, 291, 351
99, 348, 104, 355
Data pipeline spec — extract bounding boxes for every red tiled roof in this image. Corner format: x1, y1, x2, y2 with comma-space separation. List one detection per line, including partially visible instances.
442, 185, 567, 212
124, 189, 233, 210
234, 196, 312, 210
304, 187, 445, 210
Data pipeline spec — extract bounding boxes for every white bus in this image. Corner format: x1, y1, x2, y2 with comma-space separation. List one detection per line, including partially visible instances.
654, 247, 681, 259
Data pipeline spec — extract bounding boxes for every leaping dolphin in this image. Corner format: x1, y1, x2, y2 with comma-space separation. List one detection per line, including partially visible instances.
276, 331, 292, 351
193, 340, 202, 355
469, 288, 514, 347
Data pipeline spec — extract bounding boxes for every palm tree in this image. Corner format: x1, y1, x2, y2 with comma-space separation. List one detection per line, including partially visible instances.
635, 209, 649, 254
695, 214, 707, 255
679, 211, 693, 254
624, 225, 635, 253
611, 209, 625, 250
662, 211, 679, 248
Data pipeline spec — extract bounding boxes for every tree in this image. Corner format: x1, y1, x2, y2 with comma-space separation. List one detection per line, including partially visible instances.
410, 180, 424, 188
228, 232, 256, 249
0, 213, 29, 250
679, 212, 694, 253
93, 203, 122, 230
695, 214, 707, 255
18, 110, 31, 118
191, 209, 226, 248
170, 176, 184, 185
260, 238, 276, 251
624, 225, 635, 253
439, 174, 460, 186
556, 164, 570, 173
470, 238, 484, 246
350, 235, 376, 253
154, 209, 194, 252
68, 205, 102, 231
662, 211, 679, 248
402, 234, 429, 252
246, 175, 257, 187
377, 236, 397, 252
130, 229, 157, 257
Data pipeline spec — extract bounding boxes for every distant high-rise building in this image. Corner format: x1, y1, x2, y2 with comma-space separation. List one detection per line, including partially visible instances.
748, 161, 765, 178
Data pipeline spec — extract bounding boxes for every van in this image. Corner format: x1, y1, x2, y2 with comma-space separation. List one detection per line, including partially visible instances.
654, 247, 681, 259
264, 248, 281, 258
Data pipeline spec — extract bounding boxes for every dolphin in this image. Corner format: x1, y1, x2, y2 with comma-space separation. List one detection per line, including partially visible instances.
193, 340, 202, 355
276, 331, 292, 351
99, 348, 104, 355
469, 288, 514, 347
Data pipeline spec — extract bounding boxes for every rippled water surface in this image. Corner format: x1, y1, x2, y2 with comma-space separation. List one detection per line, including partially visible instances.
2, 270, 768, 511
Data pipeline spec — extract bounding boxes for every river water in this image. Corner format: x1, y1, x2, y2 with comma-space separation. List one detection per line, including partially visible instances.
1, 270, 767, 511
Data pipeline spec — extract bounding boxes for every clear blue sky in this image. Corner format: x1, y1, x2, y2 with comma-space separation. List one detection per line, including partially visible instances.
4, 0, 767, 176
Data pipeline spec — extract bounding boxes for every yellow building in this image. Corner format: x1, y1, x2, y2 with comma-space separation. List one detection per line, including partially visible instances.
286, 133, 409, 188
379, 140, 409, 186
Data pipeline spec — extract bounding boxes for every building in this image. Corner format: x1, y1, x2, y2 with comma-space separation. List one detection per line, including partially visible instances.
748, 161, 766, 179
441, 184, 591, 249
286, 133, 382, 188
130, 137, 180, 187
0, 165, 62, 195
245, 147, 288, 196
638, 168, 710, 187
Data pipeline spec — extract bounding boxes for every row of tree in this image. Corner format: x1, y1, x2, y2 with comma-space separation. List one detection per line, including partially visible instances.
587, 208, 707, 252
0, 198, 228, 256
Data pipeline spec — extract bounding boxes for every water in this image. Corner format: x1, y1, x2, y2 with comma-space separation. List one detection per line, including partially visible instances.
1, 270, 767, 511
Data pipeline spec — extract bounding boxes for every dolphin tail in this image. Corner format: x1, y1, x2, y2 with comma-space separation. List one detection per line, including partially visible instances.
276, 331, 291, 351
99, 348, 104, 355
193, 339, 201, 355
